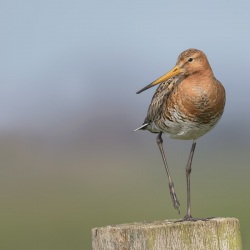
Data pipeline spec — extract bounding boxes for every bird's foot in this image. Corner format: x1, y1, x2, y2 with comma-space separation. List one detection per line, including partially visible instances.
169, 183, 180, 214
175, 215, 215, 223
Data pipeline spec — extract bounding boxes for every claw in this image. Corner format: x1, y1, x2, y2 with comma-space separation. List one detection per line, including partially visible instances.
175, 216, 215, 223
169, 182, 180, 213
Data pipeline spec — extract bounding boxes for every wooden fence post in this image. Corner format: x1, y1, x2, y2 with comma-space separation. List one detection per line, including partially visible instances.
92, 217, 242, 250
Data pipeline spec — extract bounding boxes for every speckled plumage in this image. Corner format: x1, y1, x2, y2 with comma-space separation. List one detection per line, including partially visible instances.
135, 48, 226, 221
138, 48, 225, 140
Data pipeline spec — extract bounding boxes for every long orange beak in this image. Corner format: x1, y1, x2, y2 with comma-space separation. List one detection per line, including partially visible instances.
136, 65, 181, 94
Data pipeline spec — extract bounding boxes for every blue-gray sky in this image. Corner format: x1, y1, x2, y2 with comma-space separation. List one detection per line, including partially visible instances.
1, 0, 250, 130
2, 2, 250, 249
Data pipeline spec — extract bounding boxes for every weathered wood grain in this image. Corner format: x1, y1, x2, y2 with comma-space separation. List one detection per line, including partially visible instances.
92, 217, 242, 250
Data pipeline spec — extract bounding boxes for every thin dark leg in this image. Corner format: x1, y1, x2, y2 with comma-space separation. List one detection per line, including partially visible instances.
184, 141, 196, 219
175, 141, 214, 222
156, 132, 180, 213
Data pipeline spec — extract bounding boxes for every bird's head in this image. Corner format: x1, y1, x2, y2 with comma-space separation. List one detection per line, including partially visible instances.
136, 48, 211, 94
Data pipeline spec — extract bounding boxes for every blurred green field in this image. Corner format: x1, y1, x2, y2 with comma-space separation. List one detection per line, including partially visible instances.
2, 1, 250, 249
0, 131, 249, 250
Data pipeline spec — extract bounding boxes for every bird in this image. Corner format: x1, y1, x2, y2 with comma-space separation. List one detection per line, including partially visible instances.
135, 48, 226, 222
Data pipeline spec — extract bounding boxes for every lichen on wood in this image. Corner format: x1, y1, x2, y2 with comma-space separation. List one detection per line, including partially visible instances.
92, 217, 242, 250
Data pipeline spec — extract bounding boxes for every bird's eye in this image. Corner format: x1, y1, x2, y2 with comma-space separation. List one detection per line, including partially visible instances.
188, 58, 193, 62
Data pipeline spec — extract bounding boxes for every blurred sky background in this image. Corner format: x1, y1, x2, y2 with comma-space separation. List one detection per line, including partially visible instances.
1, 1, 250, 249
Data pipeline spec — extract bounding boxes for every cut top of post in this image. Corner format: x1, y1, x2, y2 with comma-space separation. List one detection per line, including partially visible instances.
92, 217, 242, 250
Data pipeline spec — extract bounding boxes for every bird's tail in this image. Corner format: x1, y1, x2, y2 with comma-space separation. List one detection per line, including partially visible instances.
133, 123, 149, 132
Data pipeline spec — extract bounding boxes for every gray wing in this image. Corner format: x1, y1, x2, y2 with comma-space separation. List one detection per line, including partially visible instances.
145, 76, 180, 123
134, 76, 181, 132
